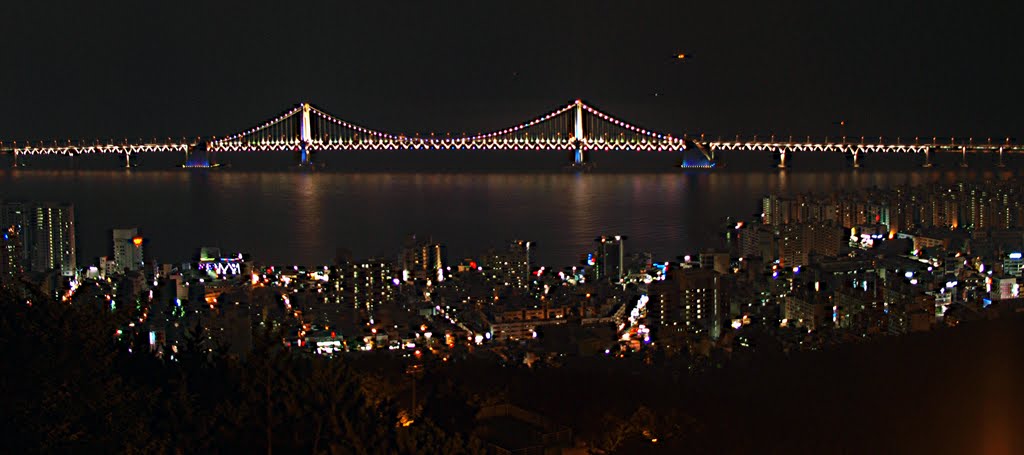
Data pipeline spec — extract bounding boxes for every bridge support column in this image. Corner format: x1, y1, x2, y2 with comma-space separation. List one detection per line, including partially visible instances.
960, 146, 968, 168
298, 103, 313, 167
777, 149, 787, 169
998, 146, 1005, 167
568, 99, 588, 168
124, 151, 132, 168
852, 149, 860, 168
922, 148, 933, 168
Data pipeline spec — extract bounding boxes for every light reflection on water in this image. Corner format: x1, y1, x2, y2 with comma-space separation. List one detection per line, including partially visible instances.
0, 165, 1018, 267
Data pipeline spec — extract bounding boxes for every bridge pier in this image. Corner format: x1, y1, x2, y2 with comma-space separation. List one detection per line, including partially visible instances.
777, 149, 787, 169
124, 151, 133, 168
960, 146, 968, 168
299, 143, 313, 166
922, 148, 933, 168
851, 149, 860, 168
998, 146, 1005, 167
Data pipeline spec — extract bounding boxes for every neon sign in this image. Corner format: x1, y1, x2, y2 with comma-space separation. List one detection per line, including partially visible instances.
198, 259, 243, 277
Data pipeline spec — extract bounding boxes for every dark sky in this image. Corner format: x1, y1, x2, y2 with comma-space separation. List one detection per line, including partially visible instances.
3, 1, 1023, 143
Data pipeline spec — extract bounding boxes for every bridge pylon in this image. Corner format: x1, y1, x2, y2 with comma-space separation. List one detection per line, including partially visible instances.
299, 103, 313, 166
572, 100, 586, 166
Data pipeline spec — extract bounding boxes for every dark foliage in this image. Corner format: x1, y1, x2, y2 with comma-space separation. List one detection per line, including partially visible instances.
0, 288, 481, 454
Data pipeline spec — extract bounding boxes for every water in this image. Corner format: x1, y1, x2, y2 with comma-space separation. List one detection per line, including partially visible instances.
0, 150, 1018, 267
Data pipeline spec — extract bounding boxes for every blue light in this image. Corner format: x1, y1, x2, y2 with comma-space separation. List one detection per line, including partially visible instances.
1009, 253, 1022, 260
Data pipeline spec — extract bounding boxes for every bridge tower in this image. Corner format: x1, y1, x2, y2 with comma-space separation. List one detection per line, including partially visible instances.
299, 103, 313, 166
573, 99, 585, 165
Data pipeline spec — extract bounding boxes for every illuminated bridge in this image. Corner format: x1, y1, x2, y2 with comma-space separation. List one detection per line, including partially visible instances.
1, 100, 1021, 169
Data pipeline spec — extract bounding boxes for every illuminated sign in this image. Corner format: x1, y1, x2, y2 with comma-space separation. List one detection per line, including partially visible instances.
198, 258, 243, 277
1009, 252, 1023, 260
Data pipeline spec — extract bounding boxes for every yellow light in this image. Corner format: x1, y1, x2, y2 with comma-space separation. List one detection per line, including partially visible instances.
132, 236, 143, 247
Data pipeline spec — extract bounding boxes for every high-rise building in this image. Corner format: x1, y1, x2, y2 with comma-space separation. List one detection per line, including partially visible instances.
699, 250, 730, 275
778, 222, 843, 267
331, 258, 396, 313
778, 224, 808, 267
399, 235, 446, 281
0, 201, 76, 276
0, 225, 23, 285
594, 235, 625, 282
804, 222, 843, 258
650, 268, 723, 341
486, 240, 532, 290
762, 195, 798, 226
739, 224, 775, 259
113, 228, 144, 274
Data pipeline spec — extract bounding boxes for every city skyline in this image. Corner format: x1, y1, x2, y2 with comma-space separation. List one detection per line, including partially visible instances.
3, 3, 1024, 453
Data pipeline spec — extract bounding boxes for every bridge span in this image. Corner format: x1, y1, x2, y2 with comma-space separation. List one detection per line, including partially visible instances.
2, 100, 1020, 169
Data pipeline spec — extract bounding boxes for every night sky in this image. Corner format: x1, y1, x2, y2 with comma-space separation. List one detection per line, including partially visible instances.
3, 1, 1023, 143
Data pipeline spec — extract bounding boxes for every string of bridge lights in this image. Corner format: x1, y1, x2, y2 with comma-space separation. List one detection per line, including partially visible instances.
209, 105, 305, 145
579, 102, 684, 143
310, 106, 401, 140
9, 101, 1024, 157
209, 100, 686, 148
456, 102, 577, 142
12, 144, 190, 156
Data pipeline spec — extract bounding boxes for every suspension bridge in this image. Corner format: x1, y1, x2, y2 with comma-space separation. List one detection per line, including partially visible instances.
1, 99, 1020, 169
